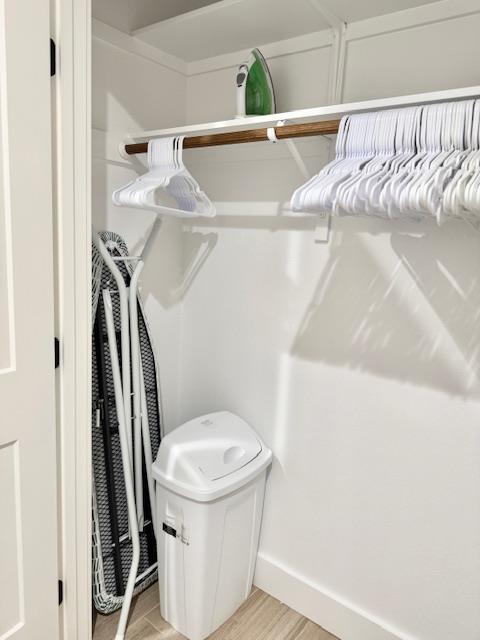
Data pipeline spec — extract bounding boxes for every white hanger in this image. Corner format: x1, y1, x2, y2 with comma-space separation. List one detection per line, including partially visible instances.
290, 115, 351, 213
292, 98, 480, 226
342, 109, 398, 217
112, 137, 216, 218
371, 107, 416, 218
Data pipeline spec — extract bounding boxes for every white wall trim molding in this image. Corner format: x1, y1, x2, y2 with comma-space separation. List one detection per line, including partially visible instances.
254, 552, 415, 640
346, 0, 480, 42
93, 18, 187, 75
55, 0, 92, 638
186, 29, 333, 76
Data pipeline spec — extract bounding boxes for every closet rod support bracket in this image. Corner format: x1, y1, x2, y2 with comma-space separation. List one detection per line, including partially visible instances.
314, 213, 331, 244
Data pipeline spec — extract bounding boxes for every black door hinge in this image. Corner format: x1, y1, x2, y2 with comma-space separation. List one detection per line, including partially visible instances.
163, 522, 177, 538
58, 579, 63, 605
54, 338, 60, 369
50, 39, 56, 77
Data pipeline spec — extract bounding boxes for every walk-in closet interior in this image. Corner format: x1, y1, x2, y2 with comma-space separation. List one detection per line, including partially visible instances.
90, 1, 480, 639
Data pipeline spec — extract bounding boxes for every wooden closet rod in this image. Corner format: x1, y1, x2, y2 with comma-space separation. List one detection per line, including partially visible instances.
124, 119, 340, 154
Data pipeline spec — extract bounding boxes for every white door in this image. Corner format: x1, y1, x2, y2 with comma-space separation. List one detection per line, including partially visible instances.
0, 0, 59, 638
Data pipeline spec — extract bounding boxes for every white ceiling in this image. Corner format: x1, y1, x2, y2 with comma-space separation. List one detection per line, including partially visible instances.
92, 0, 222, 34
132, 0, 442, 62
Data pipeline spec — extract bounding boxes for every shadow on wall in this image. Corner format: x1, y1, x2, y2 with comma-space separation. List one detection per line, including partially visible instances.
293, 218, 480, 398
136, 221, 218, 310
182, 228, 218, 296
93, 152, 218, 310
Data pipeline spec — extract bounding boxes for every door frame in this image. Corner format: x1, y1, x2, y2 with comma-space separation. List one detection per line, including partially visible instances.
53, 0, 92, 638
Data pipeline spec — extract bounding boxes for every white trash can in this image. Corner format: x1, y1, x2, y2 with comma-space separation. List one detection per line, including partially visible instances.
152, 411, 272, 640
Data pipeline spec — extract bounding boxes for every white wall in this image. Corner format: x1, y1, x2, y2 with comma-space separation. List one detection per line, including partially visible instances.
178, 3, 480, 640
92, 22, 187, 428
342, 5, 480, 101
92, 3, 480, 638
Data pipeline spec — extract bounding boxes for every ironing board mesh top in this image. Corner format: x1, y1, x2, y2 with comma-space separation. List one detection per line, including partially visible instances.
91, 231, 162, 613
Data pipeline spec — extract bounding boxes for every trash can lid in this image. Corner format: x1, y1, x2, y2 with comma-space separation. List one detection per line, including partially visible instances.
152, 411, 272, 502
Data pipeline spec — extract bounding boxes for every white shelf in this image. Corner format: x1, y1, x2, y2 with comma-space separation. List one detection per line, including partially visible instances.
132, 0, 440, 63
133, 0, 330, 62
125, 85, 480, 145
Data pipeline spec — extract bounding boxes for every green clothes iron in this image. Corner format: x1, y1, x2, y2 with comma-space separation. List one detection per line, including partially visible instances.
236, 48, 276, 118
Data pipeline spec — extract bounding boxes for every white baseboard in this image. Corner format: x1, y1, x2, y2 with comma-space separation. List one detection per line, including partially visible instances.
254, 552, 414, 640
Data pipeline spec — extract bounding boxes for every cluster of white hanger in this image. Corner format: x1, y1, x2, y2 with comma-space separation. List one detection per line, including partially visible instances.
113, 136, 216, 218
291, 99, 480, 226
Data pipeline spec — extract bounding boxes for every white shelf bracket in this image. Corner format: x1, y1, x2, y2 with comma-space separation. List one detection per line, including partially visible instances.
330, 22, 347, 104
284, 139, 310, 181
307, 0, 346, 102
307, 0, 346, 242
269, 121, 311, 180
269, 121, 329, 242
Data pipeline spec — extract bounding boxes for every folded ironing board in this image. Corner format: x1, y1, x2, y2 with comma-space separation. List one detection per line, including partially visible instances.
91, 231, 163, 614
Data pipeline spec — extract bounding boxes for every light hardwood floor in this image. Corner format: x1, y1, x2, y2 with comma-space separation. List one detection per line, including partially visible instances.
92, 583, 339, 640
